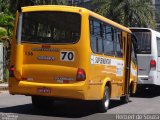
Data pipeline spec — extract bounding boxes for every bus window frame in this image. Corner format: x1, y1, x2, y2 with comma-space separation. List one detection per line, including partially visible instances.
89, 16, 124, 58
114, 28, 123, 58
17, 11, 82, 45
89, 17, 104, 55
16, 12, 23, 44
131, 29, 152, 54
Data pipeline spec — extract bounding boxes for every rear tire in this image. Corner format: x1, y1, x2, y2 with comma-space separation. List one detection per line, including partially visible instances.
96, 86, 110, 113
31, 96, 53, 109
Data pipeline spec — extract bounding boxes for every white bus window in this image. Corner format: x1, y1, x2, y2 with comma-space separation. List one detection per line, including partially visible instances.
133, 31, 151, 54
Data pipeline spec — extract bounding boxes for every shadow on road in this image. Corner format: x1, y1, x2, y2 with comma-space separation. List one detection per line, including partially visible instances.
0, 101, 96, 118
132, 87, 160, 98
0, 99, 128, 118
109, 99, 127, 109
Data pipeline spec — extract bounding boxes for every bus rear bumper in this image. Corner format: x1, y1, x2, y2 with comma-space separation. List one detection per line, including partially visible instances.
137, 76, 155, 84
9, 78, 86, 100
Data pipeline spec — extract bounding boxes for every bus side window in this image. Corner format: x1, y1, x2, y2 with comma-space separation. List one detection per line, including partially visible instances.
90, 18, 103, 54
115, 30, 123, 57
90, 19, 94, 35
90, 19, 96, 53
103, 25, 114, 56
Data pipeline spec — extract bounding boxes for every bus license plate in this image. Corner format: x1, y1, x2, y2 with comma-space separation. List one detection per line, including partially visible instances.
37, 87, 51, 93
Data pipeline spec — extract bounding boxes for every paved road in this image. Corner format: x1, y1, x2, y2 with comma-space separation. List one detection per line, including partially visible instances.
0, 89, 160, 120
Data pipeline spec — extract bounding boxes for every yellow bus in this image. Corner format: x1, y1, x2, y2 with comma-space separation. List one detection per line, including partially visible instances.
9, 5, 137, 112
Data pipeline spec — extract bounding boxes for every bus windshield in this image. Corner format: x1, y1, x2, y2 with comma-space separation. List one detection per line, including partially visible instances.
132, 30, 151, 54
20, 11, 81, 44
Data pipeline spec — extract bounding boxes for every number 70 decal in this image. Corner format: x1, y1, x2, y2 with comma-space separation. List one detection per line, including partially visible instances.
60, 51, 75, 61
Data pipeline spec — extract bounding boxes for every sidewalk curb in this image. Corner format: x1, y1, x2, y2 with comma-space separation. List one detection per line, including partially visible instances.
0, 87, 8, 91
0, 84, 8, 91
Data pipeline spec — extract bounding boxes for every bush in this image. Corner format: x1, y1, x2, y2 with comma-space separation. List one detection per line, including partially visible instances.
0, 27, 7, 37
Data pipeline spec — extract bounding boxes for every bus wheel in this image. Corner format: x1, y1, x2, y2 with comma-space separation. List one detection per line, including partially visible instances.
31, 96, 53, 109
120, 94, 130, 103
96, 86, 110, 113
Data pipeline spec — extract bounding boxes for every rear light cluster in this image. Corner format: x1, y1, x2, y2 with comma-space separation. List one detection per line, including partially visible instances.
150, 60, 156, 71
9, 65, 14, 77
9, 66, 86, 82
76, 68, 86, 81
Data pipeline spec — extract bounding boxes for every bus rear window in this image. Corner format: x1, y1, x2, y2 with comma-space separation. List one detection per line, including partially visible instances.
21, 11, 81, 44
132, 30, 151, 54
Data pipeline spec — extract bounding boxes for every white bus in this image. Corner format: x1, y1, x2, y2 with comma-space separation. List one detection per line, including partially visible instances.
130, 28, 160, 90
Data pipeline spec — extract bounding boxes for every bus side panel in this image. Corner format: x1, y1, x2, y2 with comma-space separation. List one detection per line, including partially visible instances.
86, 54, 125, 100
10, 12, 19, 68
137, 31, 157, 85
155, 33, 160, 85
87, 54, 116, 100
130, 62, 138, 93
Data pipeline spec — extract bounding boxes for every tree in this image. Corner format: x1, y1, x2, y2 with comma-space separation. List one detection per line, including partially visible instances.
0, 0, 14, 82
9, 0, 69, 13
92, 0, 156, 28
0, 0, 10, 13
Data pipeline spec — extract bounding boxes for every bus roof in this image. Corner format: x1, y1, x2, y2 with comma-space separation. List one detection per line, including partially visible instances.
21, 5, 131, 33
130, 27, 160, 34
88, 11, 131, 33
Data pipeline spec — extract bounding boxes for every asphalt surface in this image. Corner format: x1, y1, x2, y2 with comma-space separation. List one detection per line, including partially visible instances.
0, 88, 160, 120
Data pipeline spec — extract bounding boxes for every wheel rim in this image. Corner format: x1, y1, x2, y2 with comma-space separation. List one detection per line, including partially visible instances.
104, 90, 109, 108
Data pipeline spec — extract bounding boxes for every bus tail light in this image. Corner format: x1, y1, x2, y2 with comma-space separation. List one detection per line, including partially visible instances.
9, 65, 15, 77
76, 68, 86, 81
150, 60, 156, 70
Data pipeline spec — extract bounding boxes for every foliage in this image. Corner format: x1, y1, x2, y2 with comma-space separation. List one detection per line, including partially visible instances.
9, 0, 69, 13
92, 0, 156, 28
0, 27, 7, 37
0, 13, 14, 37
33, 0, 69, 5
0, 0, 10, 13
